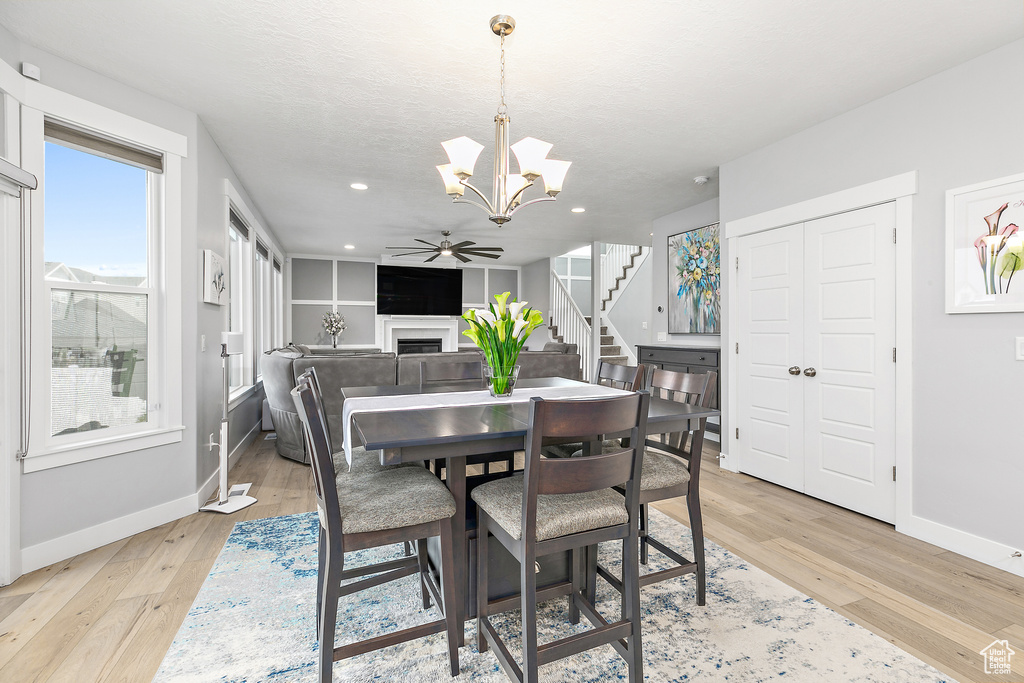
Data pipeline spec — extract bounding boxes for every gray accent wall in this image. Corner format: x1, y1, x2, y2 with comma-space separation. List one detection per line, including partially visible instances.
520, 257, 553, 350
718, 40, 1024, 550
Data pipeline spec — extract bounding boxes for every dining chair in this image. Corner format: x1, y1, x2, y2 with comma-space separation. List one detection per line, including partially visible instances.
292, 375, 462, 680
543, 359, 644, 460
596, 368, 715, 605
473, 391, 650, 683
420, 359, 515, 477
298, 367, 420, 568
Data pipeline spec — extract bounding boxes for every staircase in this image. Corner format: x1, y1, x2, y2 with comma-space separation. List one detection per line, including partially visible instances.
600, 245, 646, 311
584, 317, 627, 365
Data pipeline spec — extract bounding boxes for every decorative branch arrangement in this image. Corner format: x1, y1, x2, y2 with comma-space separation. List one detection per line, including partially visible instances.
322, 311, 346, 348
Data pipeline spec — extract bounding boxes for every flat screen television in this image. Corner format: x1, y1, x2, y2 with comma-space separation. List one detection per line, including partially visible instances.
376, 265, 463, 316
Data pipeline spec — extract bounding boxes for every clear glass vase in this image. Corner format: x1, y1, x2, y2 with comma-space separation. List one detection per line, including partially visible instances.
484, 364, 520, 398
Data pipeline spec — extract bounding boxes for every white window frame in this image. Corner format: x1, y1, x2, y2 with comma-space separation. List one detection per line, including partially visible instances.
227, 210, 252, 399
254, 240, 271, 380
272, 257, 284, 349
20, 96, 186, 473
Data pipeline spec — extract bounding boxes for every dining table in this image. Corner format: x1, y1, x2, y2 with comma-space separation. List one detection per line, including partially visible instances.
340, 376, 720, 634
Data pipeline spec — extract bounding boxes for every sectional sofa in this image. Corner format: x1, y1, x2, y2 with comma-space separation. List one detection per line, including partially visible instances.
262, 345, 582, 462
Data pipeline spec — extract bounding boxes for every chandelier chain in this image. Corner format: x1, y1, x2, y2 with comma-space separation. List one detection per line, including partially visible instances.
498, 30, 507, 116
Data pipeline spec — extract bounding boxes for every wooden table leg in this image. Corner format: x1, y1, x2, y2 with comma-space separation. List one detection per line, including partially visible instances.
445, 457, 468, 646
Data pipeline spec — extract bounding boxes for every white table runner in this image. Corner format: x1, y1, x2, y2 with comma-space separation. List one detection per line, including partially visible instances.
341, 384, 631, 469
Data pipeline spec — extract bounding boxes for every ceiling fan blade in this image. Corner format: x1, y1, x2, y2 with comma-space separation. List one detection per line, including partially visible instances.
459, 246, 503, 252
390, 250, 438, 257
424, 253, 442, 263
414, 239, 441, 248
453, 252, 471, 263
449, 240, 475, 249
386, 246, 436, 252
460, 250, 502, 259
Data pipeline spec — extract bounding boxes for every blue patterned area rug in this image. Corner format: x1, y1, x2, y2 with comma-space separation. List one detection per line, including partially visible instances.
154, 511, 955, 682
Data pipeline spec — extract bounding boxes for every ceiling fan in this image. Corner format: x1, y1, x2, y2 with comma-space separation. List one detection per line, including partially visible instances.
386, 230, 504, 263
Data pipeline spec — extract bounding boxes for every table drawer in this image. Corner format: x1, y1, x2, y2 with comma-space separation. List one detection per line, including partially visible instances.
639, 347, 718, 367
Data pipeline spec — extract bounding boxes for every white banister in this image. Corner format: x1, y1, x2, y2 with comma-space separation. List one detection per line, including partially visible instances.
600, 244, 641, 310
549, 270, 592, 381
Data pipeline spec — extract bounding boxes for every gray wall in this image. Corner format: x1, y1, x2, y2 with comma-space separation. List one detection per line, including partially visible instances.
651, 199, 721, 349
5, 31, 276, 548
520, 257, 553, 350
718, 40, 1024, 549
606, 251, 653, 356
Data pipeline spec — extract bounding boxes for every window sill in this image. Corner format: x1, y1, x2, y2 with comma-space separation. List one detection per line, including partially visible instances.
21, 425, 186, 473
227, 383, 260, 412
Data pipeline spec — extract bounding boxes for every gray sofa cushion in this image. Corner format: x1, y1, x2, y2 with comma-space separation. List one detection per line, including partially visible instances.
517, 351, 582, 381
541, 342, 578, 354
396, 350, 486, 385
293, 353, 397, 416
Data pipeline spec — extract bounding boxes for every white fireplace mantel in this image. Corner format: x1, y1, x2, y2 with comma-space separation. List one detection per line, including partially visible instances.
380, 317, 460, 353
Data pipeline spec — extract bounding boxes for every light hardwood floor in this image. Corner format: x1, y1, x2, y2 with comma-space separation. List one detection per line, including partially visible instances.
0, 435, 1021, 682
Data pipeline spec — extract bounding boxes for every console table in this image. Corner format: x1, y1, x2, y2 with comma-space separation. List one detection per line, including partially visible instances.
635, 344, 721, 434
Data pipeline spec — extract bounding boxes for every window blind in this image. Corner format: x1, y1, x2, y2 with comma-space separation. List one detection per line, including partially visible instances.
229, 209, 250, 240
44, 120, 163, 173
255, 241, 269, 259
273, 258, 282, 272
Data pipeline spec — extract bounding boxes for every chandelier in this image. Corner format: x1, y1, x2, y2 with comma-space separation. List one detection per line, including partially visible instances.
436, 15, 570, 226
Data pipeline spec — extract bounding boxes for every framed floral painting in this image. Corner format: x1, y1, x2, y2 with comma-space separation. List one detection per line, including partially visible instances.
946, 172, 1024, 313
668, 223, 721, 333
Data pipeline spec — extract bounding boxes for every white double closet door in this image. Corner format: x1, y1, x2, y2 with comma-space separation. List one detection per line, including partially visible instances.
734, 202, 896, 522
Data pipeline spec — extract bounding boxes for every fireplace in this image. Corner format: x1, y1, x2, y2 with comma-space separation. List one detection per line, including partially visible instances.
396, 338, 443, 355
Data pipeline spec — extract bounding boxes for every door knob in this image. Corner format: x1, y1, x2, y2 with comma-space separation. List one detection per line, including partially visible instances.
788, 366, 801, 376
803, 367, 817, 377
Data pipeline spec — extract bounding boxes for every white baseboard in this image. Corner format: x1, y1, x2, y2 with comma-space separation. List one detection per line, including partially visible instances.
22, 421, 266, 575
20, 493, 197, 574
196, 421, 262, 507
898, 514, 1024, 579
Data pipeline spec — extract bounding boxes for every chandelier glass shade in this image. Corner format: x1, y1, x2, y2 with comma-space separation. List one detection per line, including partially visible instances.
436, 15, 570, 225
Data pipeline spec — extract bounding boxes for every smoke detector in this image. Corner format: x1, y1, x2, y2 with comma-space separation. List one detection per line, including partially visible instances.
693, 175, 710, 186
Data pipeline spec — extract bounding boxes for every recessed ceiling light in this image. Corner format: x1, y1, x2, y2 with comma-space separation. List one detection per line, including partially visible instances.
650, 232, 654, 237
571, 207, 586, 213
350, 183, 368, 190
344, 244, 355, 250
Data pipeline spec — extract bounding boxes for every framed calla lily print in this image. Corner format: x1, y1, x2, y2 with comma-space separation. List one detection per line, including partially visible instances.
668, 223, 721, 333
946, 172, 1024, 313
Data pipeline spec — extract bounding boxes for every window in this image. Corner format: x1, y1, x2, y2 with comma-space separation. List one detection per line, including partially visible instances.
272, 258, 284, 349
37, 120, 175, 457
254, 240, 271, 378
227, 210, 251, 393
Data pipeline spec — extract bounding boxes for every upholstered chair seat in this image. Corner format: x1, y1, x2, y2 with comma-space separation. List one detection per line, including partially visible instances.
471, 474, 628, 541
334, 465, 456, 535
332, 445, 419, 478
640, 450, 691, 490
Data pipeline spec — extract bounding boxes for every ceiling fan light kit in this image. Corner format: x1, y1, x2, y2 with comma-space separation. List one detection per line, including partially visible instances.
436, 14, 570, 226
387, 230, 504, 263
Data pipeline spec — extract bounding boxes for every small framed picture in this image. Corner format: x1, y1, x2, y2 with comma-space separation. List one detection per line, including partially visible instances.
668, 223, 721, 334
203, 249, 227, 305
946, 172, 1024, 313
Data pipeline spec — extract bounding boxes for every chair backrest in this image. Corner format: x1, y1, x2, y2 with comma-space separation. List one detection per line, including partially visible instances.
291, 375, 341, 534
419, 359, 485, 388
647, 368, 716, 469
521, 392, 650, 541
594, 359, 644, 391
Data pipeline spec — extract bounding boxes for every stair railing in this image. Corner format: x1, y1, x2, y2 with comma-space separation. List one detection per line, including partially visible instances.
549, 270, 592, 381
601, 244, 642, 310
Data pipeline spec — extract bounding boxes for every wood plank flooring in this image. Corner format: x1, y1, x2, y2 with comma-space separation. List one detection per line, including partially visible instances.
0, 435, 1020, 682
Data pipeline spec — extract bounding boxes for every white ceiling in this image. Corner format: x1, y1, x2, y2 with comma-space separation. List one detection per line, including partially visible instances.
1, 1, 1021, 265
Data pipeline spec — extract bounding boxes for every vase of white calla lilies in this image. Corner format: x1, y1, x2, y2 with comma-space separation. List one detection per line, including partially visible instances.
462, 292, 545, 397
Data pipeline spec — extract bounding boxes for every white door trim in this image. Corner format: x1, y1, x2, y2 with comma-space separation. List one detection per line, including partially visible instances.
724, 172, 916, 532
